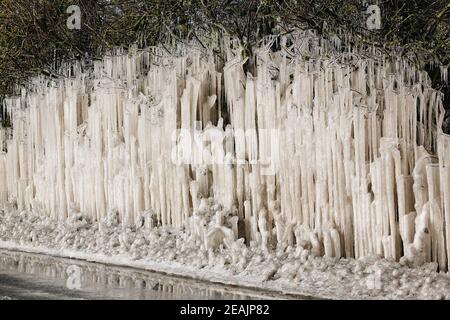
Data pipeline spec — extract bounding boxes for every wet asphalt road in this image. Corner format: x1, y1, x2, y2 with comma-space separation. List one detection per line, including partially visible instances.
0, 249, 290, 300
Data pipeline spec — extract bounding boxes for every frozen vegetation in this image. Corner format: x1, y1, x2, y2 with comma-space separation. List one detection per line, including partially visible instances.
0, 30, 449, 299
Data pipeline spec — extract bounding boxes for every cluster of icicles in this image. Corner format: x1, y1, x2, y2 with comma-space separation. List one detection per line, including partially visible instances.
1, 32, 449, 270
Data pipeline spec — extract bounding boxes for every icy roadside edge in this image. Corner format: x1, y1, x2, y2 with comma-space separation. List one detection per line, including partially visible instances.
0, 241, 333, 300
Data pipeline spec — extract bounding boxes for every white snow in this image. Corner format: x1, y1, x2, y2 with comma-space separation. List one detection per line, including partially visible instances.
0, 207, 449, 300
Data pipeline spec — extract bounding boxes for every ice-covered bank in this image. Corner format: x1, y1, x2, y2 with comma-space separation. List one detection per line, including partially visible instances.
0, 30, 450, 298
1, 207, 450, 300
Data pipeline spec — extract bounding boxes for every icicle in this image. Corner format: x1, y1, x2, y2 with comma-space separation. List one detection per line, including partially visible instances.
440, 65, 448, 84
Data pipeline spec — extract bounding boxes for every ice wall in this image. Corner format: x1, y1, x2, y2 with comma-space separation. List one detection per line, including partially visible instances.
1, 34, 449, 269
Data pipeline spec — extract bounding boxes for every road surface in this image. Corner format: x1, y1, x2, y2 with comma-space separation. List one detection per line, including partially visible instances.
0, 249, 292, 300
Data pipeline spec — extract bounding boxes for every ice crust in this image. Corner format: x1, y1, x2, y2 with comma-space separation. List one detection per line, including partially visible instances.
1, 206, 449, 300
